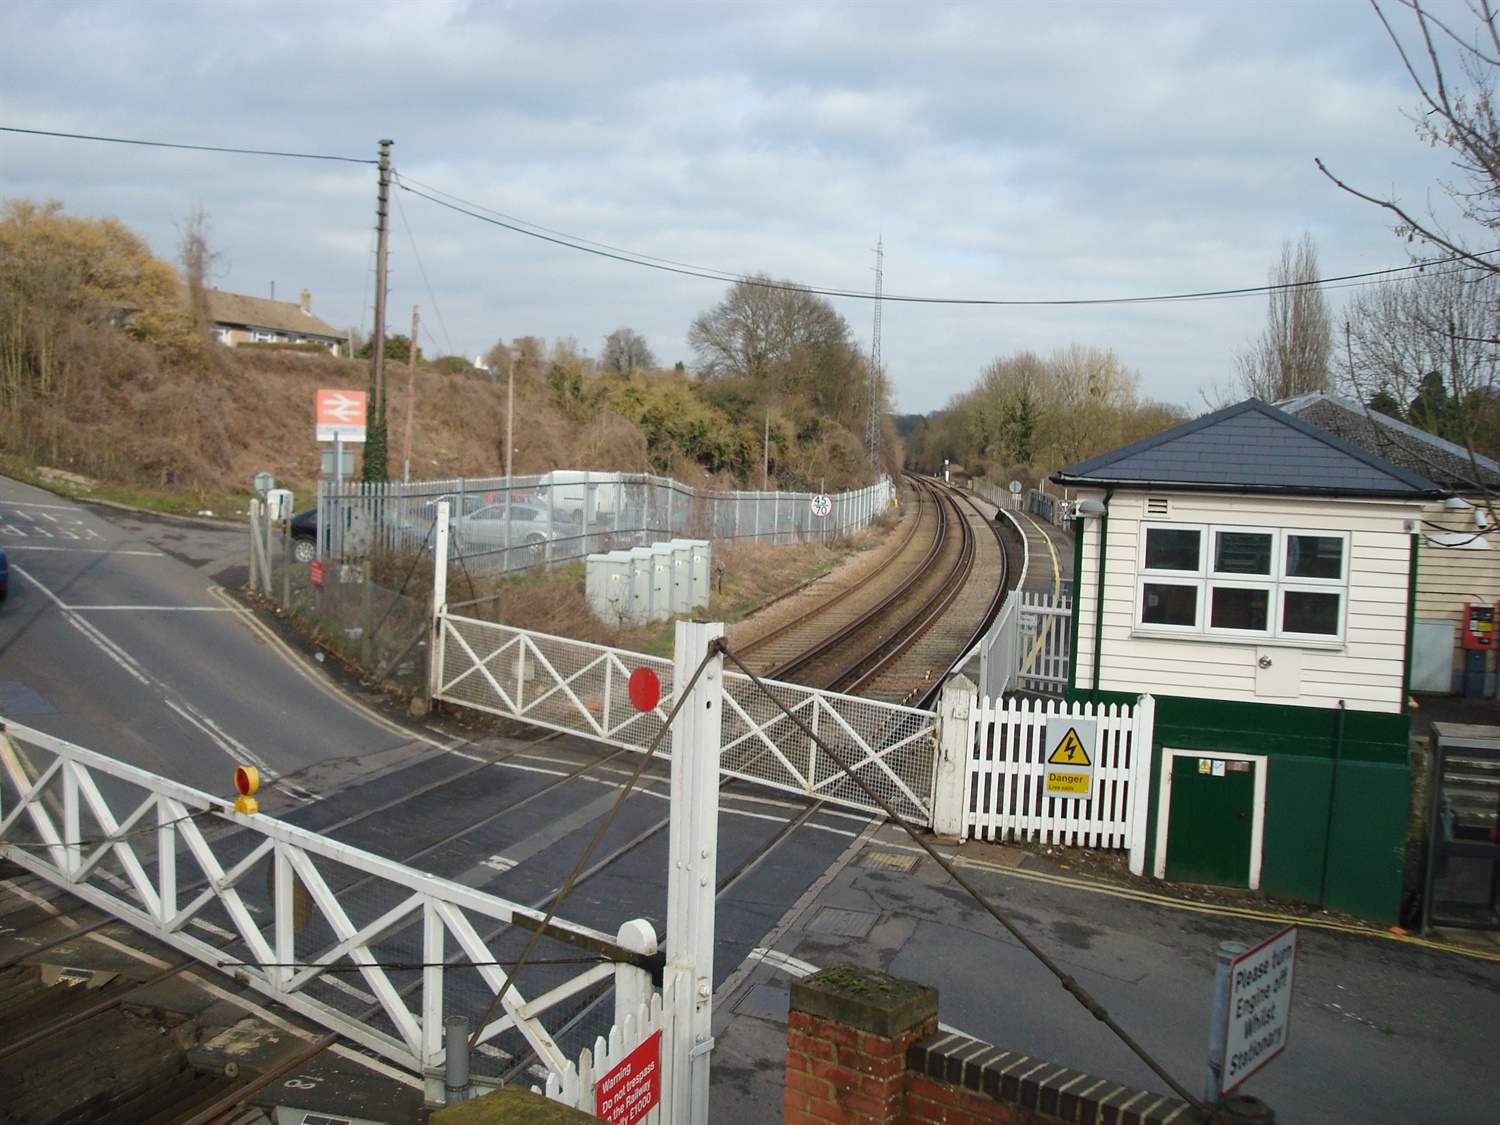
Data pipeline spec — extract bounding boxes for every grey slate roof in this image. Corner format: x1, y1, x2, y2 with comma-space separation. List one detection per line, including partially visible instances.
1275, 390, 1500, 491
1052, 399, 1445, 498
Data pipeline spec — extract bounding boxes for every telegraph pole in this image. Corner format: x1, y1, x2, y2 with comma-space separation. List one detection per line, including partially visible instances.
364, 138, 393, 482
866, 236, 883, 466
402, 304, 419, 482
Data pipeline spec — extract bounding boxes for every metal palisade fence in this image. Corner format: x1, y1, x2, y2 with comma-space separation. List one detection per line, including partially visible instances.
314, 471, 895, 580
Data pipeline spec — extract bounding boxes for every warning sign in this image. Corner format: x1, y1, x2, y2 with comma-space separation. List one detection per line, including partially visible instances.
1048, 728, 1092, 767
1221, 924, 1297, 1093
1044, 717, 1096, 796
596, 1030, 661, 1125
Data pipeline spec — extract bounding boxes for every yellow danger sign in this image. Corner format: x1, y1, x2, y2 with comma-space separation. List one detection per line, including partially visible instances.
1047, 728, 1092, 767
1046, 771, 1091, 795
1043, 717, 1096, 797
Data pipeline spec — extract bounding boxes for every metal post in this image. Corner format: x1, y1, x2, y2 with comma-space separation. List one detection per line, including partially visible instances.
248, 499, 259, 594
1206, 941, 1247, 1105
429, 501, 450, 702
262, 497, 274, 598
444, 1015, 471, 1104
665, 620, 724, 1125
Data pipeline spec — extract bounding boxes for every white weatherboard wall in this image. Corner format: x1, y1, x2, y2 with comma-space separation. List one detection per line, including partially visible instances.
1415, 499, 1500, 693
1074, 491, 1421, 714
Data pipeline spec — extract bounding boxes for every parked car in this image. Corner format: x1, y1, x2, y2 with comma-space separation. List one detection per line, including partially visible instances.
0, 544, 8, 601
288, 509, 319, 564
451, 503, 568, 559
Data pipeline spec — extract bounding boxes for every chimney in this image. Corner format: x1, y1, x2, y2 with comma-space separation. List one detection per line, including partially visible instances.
300, 289, 311, 314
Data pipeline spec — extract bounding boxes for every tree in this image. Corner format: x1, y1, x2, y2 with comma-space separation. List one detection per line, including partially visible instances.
355, 333, 421, 363
0, 199, 189, 411
914, 346, 1185, 477
1318, 1, 1500, 276
1340, 265, 1500, 458
602, 327, 656, 372
1234, 234, 1332, 401
177, 205, 219, 356
687, 275, 887, 464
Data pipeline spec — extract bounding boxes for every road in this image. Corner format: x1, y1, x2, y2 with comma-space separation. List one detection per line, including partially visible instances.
0, 475, 422, 794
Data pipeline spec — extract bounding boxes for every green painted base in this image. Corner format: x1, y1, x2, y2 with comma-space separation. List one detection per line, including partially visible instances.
1070, 689, 1411, 924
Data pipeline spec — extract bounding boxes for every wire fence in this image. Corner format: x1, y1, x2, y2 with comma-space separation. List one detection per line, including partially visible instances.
249, 503, 431, 694
313, 471, 895, 581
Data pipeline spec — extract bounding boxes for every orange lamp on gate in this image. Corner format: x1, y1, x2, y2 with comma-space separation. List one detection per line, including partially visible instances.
234, 766, 260, 815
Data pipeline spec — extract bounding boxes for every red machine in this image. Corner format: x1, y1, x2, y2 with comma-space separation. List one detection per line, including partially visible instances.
1461, 602, 1498, 649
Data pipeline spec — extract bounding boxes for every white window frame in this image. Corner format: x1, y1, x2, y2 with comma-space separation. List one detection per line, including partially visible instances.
251, 328, 276, 344
1136, 523, 1349, 643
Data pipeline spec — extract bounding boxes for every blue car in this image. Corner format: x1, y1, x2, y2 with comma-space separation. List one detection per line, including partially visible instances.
0, 543, 8, 601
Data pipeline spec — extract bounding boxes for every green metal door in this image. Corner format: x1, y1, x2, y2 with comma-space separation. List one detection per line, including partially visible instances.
1164, 755, 1256, 887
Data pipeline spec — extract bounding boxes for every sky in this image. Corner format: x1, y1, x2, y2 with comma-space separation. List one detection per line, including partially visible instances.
0, 1, 1479, 415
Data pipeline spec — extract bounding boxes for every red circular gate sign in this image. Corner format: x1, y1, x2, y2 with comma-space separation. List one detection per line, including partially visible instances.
628, 667, 661, 713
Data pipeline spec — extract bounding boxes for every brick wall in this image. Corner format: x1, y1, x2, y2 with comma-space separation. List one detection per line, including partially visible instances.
784, 965, 1209, 1125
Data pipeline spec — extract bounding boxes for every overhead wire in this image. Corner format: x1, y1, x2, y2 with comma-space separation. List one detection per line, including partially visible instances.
394, 173, 1488, 308
0, 125, 376, 164
8, 123, 1482, 311
393, 187, 456, 357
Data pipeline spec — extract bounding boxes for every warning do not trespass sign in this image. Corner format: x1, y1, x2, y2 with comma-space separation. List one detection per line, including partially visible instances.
1044, 717, 1096, 796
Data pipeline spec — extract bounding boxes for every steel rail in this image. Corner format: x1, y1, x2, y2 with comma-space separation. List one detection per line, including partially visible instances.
758, 475, 952, 684
736, 477, 929, 660
834, 479, 977, 696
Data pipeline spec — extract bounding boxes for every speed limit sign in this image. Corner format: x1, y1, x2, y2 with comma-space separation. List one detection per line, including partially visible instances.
810, 493, 832, 518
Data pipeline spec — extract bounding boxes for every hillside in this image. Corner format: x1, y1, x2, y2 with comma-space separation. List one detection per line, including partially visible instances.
0, 201, 898, 511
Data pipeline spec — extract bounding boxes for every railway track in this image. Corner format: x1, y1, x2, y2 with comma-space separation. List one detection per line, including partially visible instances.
736, 474, 1010, 707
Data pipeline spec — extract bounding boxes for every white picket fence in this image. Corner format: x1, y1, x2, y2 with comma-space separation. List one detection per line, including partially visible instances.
541, 977, 680, 1124
956, 693, 1154, 874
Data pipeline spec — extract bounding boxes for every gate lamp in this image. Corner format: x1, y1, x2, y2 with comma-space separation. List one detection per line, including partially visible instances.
233, 766, 260, 815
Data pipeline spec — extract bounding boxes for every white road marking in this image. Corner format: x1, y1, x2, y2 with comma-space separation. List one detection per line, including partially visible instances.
66, 605, 247, 612
1, 546, 163, 556
12, 563, 274, 776
0, 500, 82, 511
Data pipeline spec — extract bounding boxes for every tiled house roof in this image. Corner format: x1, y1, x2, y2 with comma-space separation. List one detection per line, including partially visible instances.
1275, 391, 1500, 491
204, 290, 345, 342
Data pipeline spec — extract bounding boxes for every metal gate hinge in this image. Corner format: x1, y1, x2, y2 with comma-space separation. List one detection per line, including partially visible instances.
689, 1036, 716, 1059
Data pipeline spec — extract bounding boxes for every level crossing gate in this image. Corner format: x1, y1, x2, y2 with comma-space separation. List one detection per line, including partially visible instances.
432, 609, 938, 825
0, 720, 674, 1111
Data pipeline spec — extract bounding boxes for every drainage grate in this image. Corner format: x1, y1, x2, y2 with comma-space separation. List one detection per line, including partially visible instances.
805, 907, 879, 939
862, 850, 920, 873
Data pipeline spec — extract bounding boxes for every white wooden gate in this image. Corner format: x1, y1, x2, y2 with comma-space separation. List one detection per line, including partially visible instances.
934, 686, 1154, 875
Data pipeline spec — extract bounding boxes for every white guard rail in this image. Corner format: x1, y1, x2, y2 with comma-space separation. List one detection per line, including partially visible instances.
434, 613, 937, 824
0, 720, 637, 1080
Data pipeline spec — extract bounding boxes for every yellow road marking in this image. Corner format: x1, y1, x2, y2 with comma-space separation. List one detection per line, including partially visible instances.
942, 852, 1500, 963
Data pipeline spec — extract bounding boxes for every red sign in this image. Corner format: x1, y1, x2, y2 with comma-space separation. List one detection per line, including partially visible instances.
595, 1030, 661, 1125
309, 559, 325, 587
628, 667, 661, 713
315, 388, 368, 443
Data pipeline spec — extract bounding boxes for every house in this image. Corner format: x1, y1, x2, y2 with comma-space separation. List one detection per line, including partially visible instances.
1053, 399, 1445, 923
1277, 391, 1500, 696
205, 288, 348, 355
